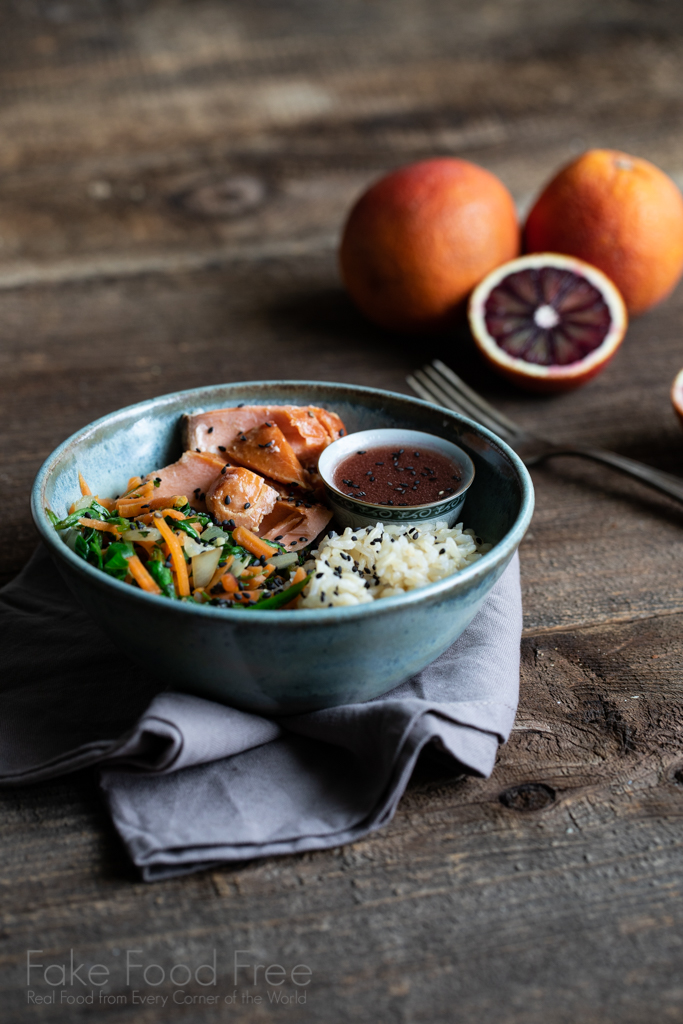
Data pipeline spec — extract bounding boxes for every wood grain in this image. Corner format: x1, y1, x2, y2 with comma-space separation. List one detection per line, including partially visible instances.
2, 1, 683, 1021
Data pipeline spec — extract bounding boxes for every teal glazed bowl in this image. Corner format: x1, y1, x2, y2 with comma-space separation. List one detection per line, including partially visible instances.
31, 381, 534, 714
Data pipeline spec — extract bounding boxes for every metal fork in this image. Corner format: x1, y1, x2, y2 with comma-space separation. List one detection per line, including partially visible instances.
407, 359, 683, 506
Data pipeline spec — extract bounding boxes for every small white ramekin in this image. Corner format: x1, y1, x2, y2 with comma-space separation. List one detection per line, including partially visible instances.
317, 427, 475, 530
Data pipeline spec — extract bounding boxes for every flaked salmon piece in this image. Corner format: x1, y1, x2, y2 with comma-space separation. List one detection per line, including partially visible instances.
259, 499, 332, 551
269, 407, 331, 462
226, 422, 306, 485
142, 451, 227, 512
310, 406, 346, 445
206, 467, 279, 532
182, 405, 347, 464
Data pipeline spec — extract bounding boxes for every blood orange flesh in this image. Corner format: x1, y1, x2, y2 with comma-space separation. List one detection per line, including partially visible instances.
468, 254, 628, 392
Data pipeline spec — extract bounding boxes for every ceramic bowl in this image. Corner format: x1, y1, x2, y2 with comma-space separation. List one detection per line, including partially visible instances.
31, 381, 534, 714
317, 427, 475, 530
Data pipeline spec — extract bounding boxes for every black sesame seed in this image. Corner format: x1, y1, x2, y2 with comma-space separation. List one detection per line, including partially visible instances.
316, 572, 323, 578
227, 519, 235, 528
195, 448, 200, 452
237, 403, 245, 408
414, 451, 420, 457
375, 462, 384, 466
439, 548, 446, 555
207, 426, 214, 433
223, 496, 231, 505
299, 536, 306, 542
356, 450, 367, 454
274, 535, 283, 541
339, 429, 345, 436
243, 502, 251, 509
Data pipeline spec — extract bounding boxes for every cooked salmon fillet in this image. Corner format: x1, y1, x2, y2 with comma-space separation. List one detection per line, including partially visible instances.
206, 467, 279, 531
182, 404, 346, 465
259, 499, 333, 550
143, 450, 227, 512
226, 422, 306, 485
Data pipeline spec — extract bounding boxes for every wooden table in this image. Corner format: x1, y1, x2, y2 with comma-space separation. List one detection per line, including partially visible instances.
3, 2, 683, 1020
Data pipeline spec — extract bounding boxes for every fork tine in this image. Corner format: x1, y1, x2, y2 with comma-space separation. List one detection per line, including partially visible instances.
406, 373, 441, 407
420, 365, 511, 433
409, 369, 515, 440
431, 359, 525, 436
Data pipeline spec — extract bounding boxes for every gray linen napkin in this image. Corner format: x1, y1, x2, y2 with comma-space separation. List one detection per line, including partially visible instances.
0, 546, 521, 880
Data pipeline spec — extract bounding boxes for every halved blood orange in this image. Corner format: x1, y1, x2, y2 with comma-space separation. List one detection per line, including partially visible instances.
468, 253, 628, 392
671, 368, 683, 429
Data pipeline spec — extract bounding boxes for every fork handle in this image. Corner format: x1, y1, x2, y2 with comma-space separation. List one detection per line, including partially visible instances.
525, 444, 683, 505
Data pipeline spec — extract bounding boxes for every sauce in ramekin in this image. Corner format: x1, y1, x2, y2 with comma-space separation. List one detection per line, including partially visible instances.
333, 444, 461, 506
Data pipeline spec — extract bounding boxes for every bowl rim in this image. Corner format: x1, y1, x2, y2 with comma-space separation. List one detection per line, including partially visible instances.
317, 426, 476, 511
31, 379, 535, 624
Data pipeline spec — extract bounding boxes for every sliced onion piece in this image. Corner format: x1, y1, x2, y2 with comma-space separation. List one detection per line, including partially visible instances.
230, 556, 250, 578
191, 547, 223, 589
183, 535, 215, 558
267, 552, 299, 569
121, 527, 162, 544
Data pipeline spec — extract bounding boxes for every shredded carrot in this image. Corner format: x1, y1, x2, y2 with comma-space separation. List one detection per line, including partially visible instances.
123, 496, 188, 518
232, 526, 279, 560
280, 596, 301, 610
221, 573, 239, 594
292, 566, 306, 585
96, 496, 115, 511
78, 472, 92, 496
160, 507, 187, 520
117, 501, 155, 518
133, 512, 154, 526
78, 517, 120, 535
126, 476, 142, 493
127, 554, 162, 595
231, 590, 261, 603
117, 480, 154, 505
155, 517, 190, 597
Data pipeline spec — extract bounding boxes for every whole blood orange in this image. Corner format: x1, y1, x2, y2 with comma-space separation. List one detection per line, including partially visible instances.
525, 150, 683, 315
339, 158, 520, 332
468, 253, 628, 393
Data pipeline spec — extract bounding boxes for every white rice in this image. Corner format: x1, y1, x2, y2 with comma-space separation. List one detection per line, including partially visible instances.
300, 521, 491, 608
